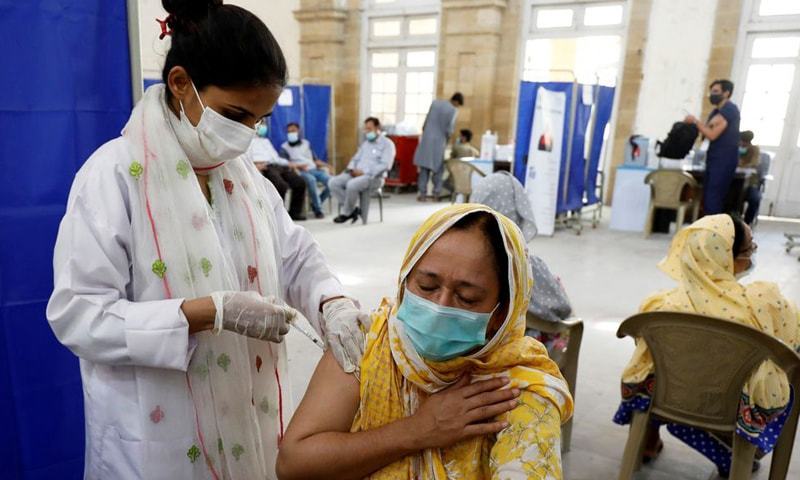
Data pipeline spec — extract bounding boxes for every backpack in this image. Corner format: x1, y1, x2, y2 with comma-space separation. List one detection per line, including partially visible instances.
656, 121, 699, 159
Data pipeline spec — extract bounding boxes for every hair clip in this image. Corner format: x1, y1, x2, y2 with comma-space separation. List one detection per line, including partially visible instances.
156, 16, 173, 40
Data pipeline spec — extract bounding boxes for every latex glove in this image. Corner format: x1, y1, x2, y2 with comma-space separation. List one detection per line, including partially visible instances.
322, 298, 371, 377
210, 291, 297, 342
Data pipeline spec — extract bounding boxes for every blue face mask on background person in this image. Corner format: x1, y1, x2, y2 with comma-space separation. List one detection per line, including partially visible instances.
739, 146, 747, 156
396, 288, 497, 361
287, 131, 300, 143
257, 123, 268, 138
366, 131, 378, 142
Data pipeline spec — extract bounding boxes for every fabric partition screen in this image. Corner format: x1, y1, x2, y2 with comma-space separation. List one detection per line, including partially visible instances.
301, 84, 332, 162
268, 84, 332, 162
268, 86, 302, 154
514, 82, 574, 214
585, 86, 616, 206
563, 91, 591, 213
0, 1, 133, 478
514, 81, 616, 214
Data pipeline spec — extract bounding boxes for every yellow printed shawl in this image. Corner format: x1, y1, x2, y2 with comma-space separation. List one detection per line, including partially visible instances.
622, 214, 800, 409
352, 204, 573, 479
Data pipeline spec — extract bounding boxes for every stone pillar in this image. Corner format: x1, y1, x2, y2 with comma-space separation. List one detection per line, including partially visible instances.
491, 0, 524, 144
438, 0, 509, 141
605, 0, 653, 203
700, 0, 744, 122
294, 0, 361, 172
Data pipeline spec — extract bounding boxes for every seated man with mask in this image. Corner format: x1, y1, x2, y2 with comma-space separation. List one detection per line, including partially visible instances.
329, 117, 395, 224
280, 122, 330, 219
249, 121, 307, 220
277, 205, 573, 480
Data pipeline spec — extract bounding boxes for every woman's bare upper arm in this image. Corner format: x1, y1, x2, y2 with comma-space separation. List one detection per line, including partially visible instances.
283, 350, 361, 442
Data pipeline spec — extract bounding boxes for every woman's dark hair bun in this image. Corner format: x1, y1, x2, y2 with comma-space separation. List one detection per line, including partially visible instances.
162, 0, 222, 32
160, 1, 288, 94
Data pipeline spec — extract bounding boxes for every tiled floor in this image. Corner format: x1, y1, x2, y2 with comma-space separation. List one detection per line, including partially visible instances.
284, 193, 800, 479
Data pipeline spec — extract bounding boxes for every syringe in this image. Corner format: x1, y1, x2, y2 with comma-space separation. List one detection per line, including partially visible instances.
289, 321, 325, 350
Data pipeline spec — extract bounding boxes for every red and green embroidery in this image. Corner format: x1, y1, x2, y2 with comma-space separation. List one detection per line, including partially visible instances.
259, 397, 271, 415
231, 443, 245, 461
200, 258, 213, 278
149, 405, 164, 424
217, 353, 231, 372
129, 161, 143, 179
193, 362, 209, 380
187, 444, 201, 463
191, 213, 206, 231
176, 159, 190, 179
233, 227, 245, 242
152, 260, 167, 279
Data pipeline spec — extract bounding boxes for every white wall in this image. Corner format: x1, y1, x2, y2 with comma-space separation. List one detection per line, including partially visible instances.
633, 0, 718, 140
137, 0, 300, 82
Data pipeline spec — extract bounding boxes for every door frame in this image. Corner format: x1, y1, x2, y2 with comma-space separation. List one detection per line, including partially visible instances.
732, 0, 800, 217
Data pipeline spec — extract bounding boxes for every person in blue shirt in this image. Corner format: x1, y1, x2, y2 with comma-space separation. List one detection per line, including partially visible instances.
330, 117, 395, 223
280, 122, 331, 219
685, 79, 741, 215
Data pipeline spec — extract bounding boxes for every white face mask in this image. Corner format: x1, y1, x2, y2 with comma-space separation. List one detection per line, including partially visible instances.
171, 81, 255, 171
735, 256, 756, 280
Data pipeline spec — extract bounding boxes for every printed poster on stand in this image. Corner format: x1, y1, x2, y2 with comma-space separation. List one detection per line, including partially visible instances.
525, 86, 566, 236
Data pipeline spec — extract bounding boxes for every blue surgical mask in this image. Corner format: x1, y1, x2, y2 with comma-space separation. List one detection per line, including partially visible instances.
366, 131, 378, 142
287, 131, 300, 143
257, 124, 268, 138
396, 289, 497, 362
739, 146, 747, 156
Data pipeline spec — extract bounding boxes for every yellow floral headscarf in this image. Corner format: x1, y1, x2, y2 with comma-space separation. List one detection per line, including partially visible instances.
353, 204, 573, 479
622, 214, 800, 409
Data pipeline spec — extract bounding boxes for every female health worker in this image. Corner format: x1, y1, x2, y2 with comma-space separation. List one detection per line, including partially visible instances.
46, 1, 366, 478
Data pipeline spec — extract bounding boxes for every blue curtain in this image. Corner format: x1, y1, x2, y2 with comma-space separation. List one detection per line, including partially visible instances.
585, 86, 616, 205
268, 86, 302, 154
301, 84, 331, 162
513, 82, 574, 214
268, 84, 332, 162
0, 1, 132, 478
563, 92, 591, 213
513, 81, 616, 213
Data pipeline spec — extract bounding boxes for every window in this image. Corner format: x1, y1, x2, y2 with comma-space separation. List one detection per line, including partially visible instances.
408, 17, 437, 36
737, 2, 800, 216
523, 2, 625, 86
403, 71, 435, 128
536, 8, 574, 29
371, 52, 400, 68
751, 36, 800, 58
741, 63, 795, 146
758, 0, 800, 17
372, 19, 402, 37
364, 9, 439, 132
406, 50, 436, 67
367, 49, 437, 130
584, 4, 624, 26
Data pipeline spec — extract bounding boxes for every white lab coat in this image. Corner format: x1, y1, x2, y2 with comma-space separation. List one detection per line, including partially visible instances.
46, 136, 344, 479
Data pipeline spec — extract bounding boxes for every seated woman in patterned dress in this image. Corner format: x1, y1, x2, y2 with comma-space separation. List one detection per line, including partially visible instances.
614, 213, 800, 477
277, 204, 574, 479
